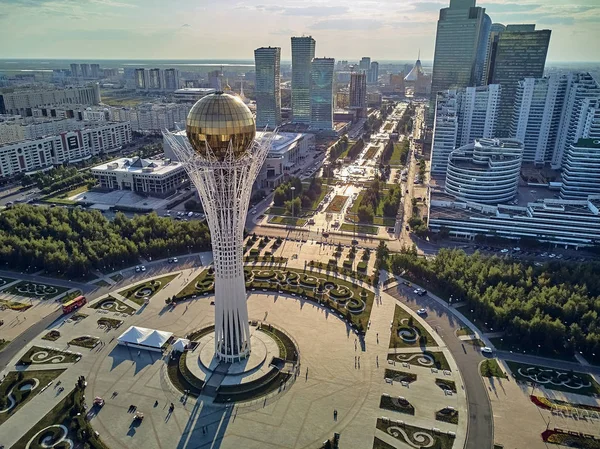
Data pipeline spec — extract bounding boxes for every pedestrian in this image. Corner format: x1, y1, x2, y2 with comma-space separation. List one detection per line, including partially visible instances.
376, 332, 379, 344
137, 350, 141, 357
333, 409, 338, 421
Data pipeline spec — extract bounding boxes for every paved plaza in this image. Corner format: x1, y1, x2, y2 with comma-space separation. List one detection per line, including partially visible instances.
0, 256, 468, 449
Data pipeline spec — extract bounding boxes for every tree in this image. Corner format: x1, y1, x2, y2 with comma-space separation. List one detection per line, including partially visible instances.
284, 197, 301, 216
357, 205, 374, 223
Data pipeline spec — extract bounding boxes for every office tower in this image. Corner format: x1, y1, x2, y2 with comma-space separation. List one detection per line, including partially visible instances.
90, 64, 100, 79
166, 93, 270, 362
560, 139, 600, 200
350, 72, 367, 117
369, 61, 379, 84
148, 68, 162, 89
482, 23, 506, 84
254, 46, 282, 129
430, 0, 490, 98
552, 73, 600, 168
445, 138, 523, 203
489, 25, 551, 137
80, 64, 90, 78
511, 75, 565, 163
208, 70, 222, 90
70, 63, 79, 78
359, 57, 371, 73
164, 69, 179, 90
291, 36, 316, 125
134, 68, 147, 89
310, 58, 334, 130
430, 85, 500, 174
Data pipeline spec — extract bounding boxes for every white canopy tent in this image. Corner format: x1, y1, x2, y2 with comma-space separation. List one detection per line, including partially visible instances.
117, 326, 173, 352
171, 338, 190, 353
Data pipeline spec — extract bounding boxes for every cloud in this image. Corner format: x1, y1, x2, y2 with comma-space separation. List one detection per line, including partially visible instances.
279, 6, 349, 16
270, 28, 296, 35
181, 23, 191, 27
485, 3, 542, 13
309, 18, 383, 30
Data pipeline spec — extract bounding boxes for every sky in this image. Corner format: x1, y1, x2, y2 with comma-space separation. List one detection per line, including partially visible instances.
0, 0, 599, 62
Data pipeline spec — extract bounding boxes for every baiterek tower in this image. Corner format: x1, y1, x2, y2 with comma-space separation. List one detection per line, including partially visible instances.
165, 92, 270, 362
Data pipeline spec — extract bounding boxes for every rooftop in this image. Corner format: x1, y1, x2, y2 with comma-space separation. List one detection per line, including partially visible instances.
256, 131, 306, 156
91, 156, 183, 175
573, 138, 600, 149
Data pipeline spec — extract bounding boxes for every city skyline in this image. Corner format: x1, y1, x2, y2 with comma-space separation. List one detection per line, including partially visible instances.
1, 0, 599, 62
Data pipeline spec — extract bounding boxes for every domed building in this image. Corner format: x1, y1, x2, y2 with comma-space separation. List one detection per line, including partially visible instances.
445, 138, 523, 204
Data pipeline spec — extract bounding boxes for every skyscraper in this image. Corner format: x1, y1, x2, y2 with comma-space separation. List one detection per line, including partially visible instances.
254, 46, 282, 129
291, 36, 316, 125
359, 57, 371, 73
369, 61, 379, 84
134, 68, 147, 90
90, 64, 100, 79
350, 72, 367, 117
482, 23, 506, 85
164, 69, 179, 90
70, 63, 79, 78
80, 64, 90, 78
310, 58, 334, 130
148, 68, 162, 89
489, 24, 551, 136
430, 0, 490, 98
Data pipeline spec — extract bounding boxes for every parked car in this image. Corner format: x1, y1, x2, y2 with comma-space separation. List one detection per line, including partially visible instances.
481, 347, 493, 355
135, 266, 141, 272
417, 308, 427, 316
140, 265, 146, 272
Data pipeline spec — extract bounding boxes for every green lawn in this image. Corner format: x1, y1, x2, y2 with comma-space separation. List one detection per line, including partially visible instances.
268, 216, 307, 226
389, 141, 409, 166
0, 369, 66, 425
389, 350, 451, 371
340, 223, 378, 235
0, 275, 17, 287
19, 346, 80, 365
4, 281, 70, 300
350, 192, 365, 213
46, 184, 89, 205
90, 296, 136, 315
119, 273, 179, 305
364, 146, 378, 160
376, 419, 454, 449
480, 359, 507, 378
93, 279, 111, 288
174, 268, 214, 300
389, 304, 435, 349
506, 361, 600, 396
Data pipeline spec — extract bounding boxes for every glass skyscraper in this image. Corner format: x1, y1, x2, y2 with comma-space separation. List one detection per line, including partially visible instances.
291, 36, 316, 125
430, 0, 490, 98
310, 58, 334, 130
254, 46, 281, 129
489, 25, 551, 137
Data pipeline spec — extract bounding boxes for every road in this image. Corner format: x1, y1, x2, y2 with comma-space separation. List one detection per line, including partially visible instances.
385, 283, 494, 449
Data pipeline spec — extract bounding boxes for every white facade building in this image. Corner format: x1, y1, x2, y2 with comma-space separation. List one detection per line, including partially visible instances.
560, 138, 600, 200
128, 103, 191, 133
0, 122, 131, 178
91, 156, 187, 196
0, 85, 101, 115
431, 86, 500, 174
0, 116, 86, 145
173, 88, 216, 103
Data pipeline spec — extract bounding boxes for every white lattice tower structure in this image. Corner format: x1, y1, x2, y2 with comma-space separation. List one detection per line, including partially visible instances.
164, 131, 272, 362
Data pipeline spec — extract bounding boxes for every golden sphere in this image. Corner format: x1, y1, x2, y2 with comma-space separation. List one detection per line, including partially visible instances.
186, 92, 256, 160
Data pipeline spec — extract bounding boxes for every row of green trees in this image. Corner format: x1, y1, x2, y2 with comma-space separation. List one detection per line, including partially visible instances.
22, 166, 94, 194
356, 177, 401, 223
390, 247, 600, 361
0, 205, 211, 278
273, 177, 323, 215
395, 103, 415, 135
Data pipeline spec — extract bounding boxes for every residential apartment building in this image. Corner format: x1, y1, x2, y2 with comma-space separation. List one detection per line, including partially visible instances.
127, 103, 192, 133
0, 85, 101, 115
310, 58, 334, 130
254, 46, 282, 129
560, 138, 600, 200
0, 116, 84, 145
0, 122, 131, 178
349, 72, 367, 118
291, 36, 316, 125
431, 85, 500, 174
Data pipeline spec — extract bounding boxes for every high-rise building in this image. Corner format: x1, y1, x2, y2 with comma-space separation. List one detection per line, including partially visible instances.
148, 68, 163, 89
310, 58, 334, 130
552, 72, 600, 168
431, 85, 501, 174
208, 70, 222, 90
291, 36, 316, 125
359, 57, 371, 73
90, 64, 100, 79
560, 139, 600, 200
482, 23, 506, 84
349, 72, 367, 117
369, 61, 379, 84
80, 64, 90, 78
489, 24, 551, 137
134, 68, 147, 90
70, 63, 79, 78
164, 69, 179, 90
511, 75, 565, 163
430, 0, 490, 98
254, 46, 282, 129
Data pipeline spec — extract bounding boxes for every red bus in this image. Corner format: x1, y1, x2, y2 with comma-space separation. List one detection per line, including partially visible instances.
62, 295, 87, 314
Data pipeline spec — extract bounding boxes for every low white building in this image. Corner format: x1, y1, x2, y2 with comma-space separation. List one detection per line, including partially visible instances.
91, 156, 187, 197
173, 88, 216, 103
0, 121, 132, 178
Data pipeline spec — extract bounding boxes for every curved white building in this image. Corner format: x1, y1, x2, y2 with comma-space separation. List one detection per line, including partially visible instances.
445, 138, 522, 204
560, 138, 600, 200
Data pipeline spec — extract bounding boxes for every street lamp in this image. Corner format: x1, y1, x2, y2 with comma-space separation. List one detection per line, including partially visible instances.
290, 186, 296, 218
